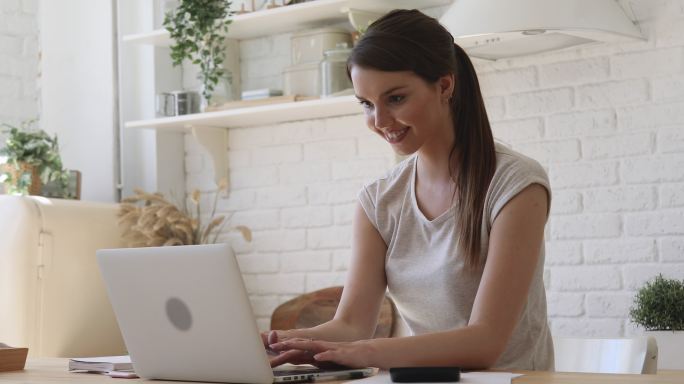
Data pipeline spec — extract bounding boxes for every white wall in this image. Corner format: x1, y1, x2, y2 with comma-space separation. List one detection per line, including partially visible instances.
0, 0, 39, 140
2, 0, 186, 202
117, 0, 187, 201
40, 0, 118, 202
185, 0, 684, 334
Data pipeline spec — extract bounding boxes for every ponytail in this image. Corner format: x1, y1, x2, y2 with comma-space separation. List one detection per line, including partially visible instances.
449, 43, 496, 270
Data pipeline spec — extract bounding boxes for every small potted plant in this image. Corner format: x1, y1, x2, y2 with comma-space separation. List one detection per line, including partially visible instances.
163, 0, 234, 105
0, 120, 72, 198
630, 274, 684, 370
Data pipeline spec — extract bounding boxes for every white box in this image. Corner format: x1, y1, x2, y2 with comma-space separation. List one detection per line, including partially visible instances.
283, 62, 320, 97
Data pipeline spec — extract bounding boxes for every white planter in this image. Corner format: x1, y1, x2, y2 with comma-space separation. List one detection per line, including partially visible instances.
646, 330, 684, 370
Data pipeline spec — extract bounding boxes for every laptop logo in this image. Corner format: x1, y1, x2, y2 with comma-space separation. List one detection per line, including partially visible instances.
165, 297, 192, 331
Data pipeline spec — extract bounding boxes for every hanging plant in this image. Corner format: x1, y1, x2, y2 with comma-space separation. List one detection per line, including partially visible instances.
163, 0, 233, 102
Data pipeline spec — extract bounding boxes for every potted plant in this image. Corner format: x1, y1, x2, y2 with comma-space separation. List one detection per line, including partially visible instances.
630, 274, 684, 370
163, 0, 234, 105
118, 179, 251, 247
0, 120, 72, 198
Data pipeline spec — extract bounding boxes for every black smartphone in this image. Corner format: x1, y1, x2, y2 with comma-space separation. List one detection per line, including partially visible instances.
389, 367, 461, 382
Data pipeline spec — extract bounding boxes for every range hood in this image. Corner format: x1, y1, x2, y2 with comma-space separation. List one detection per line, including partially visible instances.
440, 0, 643, 60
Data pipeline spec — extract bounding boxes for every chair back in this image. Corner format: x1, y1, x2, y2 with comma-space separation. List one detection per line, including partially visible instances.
553, 336, 658, 374
270, 286, 394, 338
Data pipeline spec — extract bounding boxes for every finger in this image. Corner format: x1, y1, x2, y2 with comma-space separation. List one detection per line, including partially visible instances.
269, 349, 302, 367
268, 330, 280, 345
313, 350, 335, 362
272, 339, 329, 352
269, 338, 302, 351
312, 351, 355, 370
271, 350, 317, 367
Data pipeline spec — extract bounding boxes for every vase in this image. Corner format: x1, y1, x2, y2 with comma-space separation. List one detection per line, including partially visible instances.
1, 162, 42, 195
646, 330, 684, 370
205, 72, 236, 109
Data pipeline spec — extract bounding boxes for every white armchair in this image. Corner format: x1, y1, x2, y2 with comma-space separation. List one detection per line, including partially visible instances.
0, 196, 127, 357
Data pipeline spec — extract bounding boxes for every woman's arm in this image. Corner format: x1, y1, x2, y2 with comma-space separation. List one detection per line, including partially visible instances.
273, 183, 549, 369
266, 202, 388, 365
329, 201, 389, 339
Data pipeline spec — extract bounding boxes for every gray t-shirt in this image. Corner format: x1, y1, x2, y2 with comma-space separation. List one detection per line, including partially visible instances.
358, 143, 554, 371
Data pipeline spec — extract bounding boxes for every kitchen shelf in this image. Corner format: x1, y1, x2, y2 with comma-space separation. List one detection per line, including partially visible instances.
126, 95, 361, 184
125, 95, 360, 131
122, 0, 452, 45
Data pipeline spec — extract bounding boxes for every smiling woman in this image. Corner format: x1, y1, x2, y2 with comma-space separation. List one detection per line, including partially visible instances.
264, 9, 553, 372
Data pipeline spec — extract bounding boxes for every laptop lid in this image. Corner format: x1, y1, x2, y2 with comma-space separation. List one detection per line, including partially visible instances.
97, 244, 373, 384
97, 244, 274, 383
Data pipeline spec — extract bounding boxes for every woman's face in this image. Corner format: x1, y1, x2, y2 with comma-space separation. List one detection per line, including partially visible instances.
350, 66, 454, 156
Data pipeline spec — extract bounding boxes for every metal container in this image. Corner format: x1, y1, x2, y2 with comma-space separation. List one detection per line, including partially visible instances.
156, 91, 200, 117
320, 42, 353, 98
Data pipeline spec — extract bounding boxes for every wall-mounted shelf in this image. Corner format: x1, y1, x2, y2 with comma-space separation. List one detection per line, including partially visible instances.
125, 95, 360, 131
122, 0, 452, 45
126, 96, 362, 184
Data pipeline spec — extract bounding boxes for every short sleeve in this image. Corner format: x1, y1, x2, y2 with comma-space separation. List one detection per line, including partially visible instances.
485, 152, 551, 230
358, 185, 380, 232
355, 157, 416, 247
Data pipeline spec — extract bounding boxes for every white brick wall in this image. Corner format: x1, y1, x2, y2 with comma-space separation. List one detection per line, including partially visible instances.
0, 0, 39, 142
188, 112, 395, 328
477, 0, 684, 337
184, 0, 684, 336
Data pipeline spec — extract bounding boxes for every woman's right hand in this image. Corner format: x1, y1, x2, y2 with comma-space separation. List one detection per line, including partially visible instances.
262, 330, 348, 369
261, 330, 312, 367
261, 329, 288, 356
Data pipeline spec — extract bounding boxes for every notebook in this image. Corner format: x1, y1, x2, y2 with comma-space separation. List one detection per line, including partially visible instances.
68, 355, 133, 373
96, 244, 373, 383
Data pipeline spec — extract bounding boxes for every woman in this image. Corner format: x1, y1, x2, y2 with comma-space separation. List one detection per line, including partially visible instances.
265, 9, 553, 371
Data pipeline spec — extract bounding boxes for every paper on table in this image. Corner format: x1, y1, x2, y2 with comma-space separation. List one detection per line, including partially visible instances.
68, 355, 133, 373
108, 370, 139, 378
461, 372, 524, 384
70, 356, 131, 364
346, 371, 523, 384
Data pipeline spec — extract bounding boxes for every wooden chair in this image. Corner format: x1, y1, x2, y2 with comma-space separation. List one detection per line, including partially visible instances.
270, 286, 395, 338
553, 336, 658, 374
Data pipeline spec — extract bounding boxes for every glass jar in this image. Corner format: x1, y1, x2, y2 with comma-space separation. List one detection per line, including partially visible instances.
320, 42, 353, 98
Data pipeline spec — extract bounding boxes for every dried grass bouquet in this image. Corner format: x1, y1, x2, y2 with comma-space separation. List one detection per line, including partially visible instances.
118, 180, 251, 247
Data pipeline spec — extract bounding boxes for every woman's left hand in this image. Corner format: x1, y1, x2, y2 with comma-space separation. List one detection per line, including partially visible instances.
269, 338, 377, 368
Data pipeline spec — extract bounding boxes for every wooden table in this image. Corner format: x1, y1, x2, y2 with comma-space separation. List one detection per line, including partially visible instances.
0, 358, 683, 384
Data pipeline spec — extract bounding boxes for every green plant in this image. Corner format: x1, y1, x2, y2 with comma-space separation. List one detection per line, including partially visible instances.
630, 274, 684, 331
0, 120, 71, 197
163, 0, 233, 102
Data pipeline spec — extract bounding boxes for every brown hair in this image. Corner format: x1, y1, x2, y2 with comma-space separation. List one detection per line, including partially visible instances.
348, 9, 496, 269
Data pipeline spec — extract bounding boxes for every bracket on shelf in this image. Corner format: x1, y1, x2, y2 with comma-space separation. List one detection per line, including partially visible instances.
188, 125, 228, 188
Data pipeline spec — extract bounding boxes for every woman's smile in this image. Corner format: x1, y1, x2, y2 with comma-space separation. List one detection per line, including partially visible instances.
382, 127, 410, 143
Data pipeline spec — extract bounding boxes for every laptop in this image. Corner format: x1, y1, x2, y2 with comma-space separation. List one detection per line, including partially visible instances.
96, 244, 373, 383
